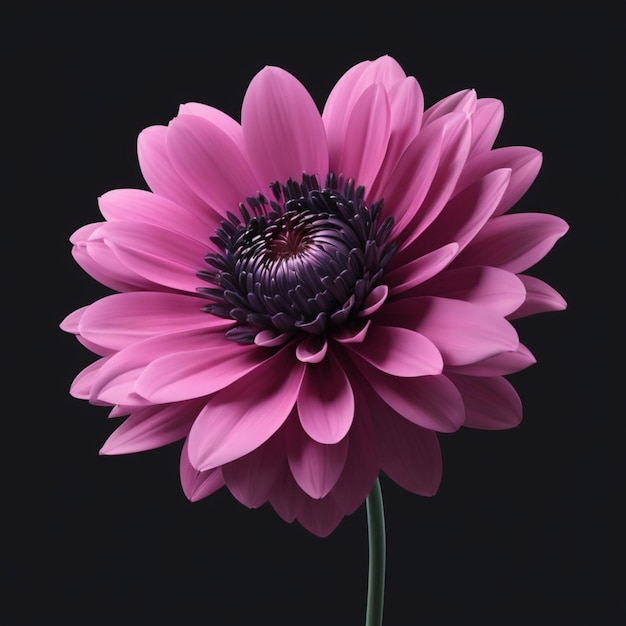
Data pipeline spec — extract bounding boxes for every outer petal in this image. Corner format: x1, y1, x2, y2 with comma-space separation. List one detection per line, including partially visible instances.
508, 274, 567, 319
100, 399, 205, 454
286, 416, 349, 499
69, 357, 111, 401
407, 266, 527, 317
343, 325, 443, 377
447, 373, 523, 430
76, 291, 228, 351
98, 188, 213, 242
296, 351, 354, 444
269, 462, 307, 523
422, 88, 477, 125
242, 66, 328, 185
180, 438, 225, 502
167, 114, 262, 215
453, 212, 569, 273
445, 342, 536, 376
378, 297, 519, 366
222, 430, 285, 508
137, 125, 216, 223
333, 83, 390, 192
98, 221, 208, 293
295, 492, 347, 538
468, 98, 504, 156
456, 147, 543, 217
187, 347, 305, 471
177, 102, 245, 149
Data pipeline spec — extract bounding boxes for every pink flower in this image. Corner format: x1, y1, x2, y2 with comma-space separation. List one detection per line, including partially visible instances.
61, 55, 568, 537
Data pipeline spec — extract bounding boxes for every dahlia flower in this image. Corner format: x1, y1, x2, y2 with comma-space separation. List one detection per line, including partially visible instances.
61, 55, 567, 540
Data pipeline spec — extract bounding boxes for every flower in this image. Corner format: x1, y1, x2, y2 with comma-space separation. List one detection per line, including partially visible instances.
61, 55, 568, 537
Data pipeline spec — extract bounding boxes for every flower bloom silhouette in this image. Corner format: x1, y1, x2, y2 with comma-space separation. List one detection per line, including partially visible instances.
62, 55, 567, 537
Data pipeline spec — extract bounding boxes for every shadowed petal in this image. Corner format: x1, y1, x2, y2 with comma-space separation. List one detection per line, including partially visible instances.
222, 431, 285, 508
344, 325, 443, 376
187, 347, 305, 471
180, 438, 225, 502
286, 416, 349, 499
508, 274, 567, 319
100, 399, 205, 454
297, 351, 354, 444
447, 373, 523, 430
453, 212, 569, 273
242, 66, 328, 185
446, 343, 536, 376
269, 461, 307, 523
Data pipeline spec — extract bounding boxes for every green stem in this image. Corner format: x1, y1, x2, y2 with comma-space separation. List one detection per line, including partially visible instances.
365, 476, 386, 626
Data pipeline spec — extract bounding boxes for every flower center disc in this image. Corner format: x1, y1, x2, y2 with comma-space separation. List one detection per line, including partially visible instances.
198, 173, 396, 344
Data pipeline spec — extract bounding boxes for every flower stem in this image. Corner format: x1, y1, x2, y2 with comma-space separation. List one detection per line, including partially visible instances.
365, 476, 386, 626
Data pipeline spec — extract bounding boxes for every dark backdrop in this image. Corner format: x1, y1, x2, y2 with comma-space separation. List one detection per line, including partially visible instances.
4, 7, 620, 625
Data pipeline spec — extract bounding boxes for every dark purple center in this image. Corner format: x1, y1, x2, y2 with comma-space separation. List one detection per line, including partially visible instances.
198, 173, 396, 344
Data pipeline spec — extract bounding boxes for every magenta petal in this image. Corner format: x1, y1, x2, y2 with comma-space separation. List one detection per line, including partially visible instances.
454, 212, 569, 273
379, 297, 519, 366
135, 340, 268, 403
446, 342, 536, 376
334, 83, 390, 193
100, 399, 205, 455
344, 325, 443, 377
423, 88, 477, 124
99, 221, 208, 293
98, 188, 213, 242
508, 274, 567, 319
296, 494, 347, 538
468, 98, 504, 156
167, 114, 261, 215
374, 406, 442, 496
286, 417, 349, 499
177, 102, 244, 149
457, 146, 543, 217
269, 464, 307, 523
409, 266, 527, 317
180, 438, 225, 502
70, 357, 110, 400
362, 362, 465, 432
447, 373, 523, 430
242, 66, 328, 185
187, 348, 305, 471
297, 351, 354, 444
387, 243, 458, 296
222, 431, 285, 508
137, 125, 212, 221
413, 167, 511, 257
77, 292, 225, 351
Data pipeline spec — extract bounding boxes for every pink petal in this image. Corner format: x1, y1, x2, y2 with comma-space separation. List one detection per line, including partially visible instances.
60, 306, 86, 335
393, 112, 473, 253
468, 98, 504, 156
370, 77, 425, 200
386, 243, 458, 296
167, 114, 262, 215
372, 401, 442, 496
91, 328, 223, 405
286, 416, 349, 499
137, 125, 214, 222
242, 66, 328, 186
333, 83, 390, 192
378, 297, 519, 366
69, 357, 110, 400
295, 336, 328, 363
297, 351, 354, 444
408, 266, 527, 316
412, 167, 512, 258
508, 274, 567, 319
453, 212, 569, 273
447, 373, 523, 430
77, 291, 226, 351
98, 188, 213, 242
456, 146, 543, 217
269, 463, 307, 523
344, 325, 443, 377
187, 348, 305, 470
360, 361, 465, 432
222, 430, 285, 508
180, 438, 225, 502
445, 342, 536, 376
423, 88, 477, 125
100, 399, 205, 454
99, 221, 208, 293
177, 102, 245, 149
135, 339, 269, 403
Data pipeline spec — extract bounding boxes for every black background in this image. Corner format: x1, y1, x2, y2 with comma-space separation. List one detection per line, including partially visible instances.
4, 7, 621, 625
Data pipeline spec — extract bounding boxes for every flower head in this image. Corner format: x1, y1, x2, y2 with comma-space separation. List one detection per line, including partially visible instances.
62, 56, 568, 537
